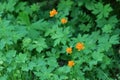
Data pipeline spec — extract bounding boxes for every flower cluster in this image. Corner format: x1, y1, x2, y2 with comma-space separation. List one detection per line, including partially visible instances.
49, 9, 84, 68
66, 42, 85, 54
66, 42, 85, 67
50, 9, 68, 24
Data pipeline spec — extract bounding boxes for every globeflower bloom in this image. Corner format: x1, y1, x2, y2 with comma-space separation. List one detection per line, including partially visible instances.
50, 9, 58, 17
76, 42, 85, 51
66, 47, 72, 54
68, 60, 75, 67
61, 18, 67, 24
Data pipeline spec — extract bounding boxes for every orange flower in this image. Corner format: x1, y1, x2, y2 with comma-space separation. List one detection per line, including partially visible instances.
66, 47, 72, 54
76, 42, 85, 51
68, 60, 75, 67
50, 9, 58, 17
61, 18, 67, 24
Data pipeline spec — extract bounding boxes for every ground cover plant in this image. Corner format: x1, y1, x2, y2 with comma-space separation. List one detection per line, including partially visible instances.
0, 0, 120, 80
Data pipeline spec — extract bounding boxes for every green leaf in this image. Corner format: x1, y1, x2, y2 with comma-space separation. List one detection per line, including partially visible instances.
101, 56, 111, 69
30, 3, 39, 12
96, 68, 111, 80
57, 0, 73, 17
108, 16, 118, 27
52, 27, 70, 46
21, 64, 29, 71
18, 12, 30, 25
15, 53, 27, 63
79, 23, 92, 32
92, 2, 103, 14
45, 24, 57, 37
57, 66, 70, 74
6, 0, 18, 12
109, 35, 119, 44
98, 34, 111, 51
31, 19, 49, 31
30, 37, 47, 53
85, 1, 94, 10
22, 37, 32, 48
102, 24, 112, 33
92, 51, 104, 61
5, 50, 16, 64
27, 29, 39, 39
47, 57, 58, 67
15, 2, 27, 12
0, 39, 6, 50
28, 61, 36, 70
36, 38, 47, 53
7, 64, 16, 72
89, 60, 98, 68
103, 4, 113, 17
92, 2, 112, 19
0, 75, 8, 80
0, 2, 6, 12
54, 39, 61, 47
96, 15, 118, 28
6, 50, 16, 58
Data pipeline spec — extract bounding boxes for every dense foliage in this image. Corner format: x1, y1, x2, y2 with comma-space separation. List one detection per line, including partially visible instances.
0, 0, 120, 80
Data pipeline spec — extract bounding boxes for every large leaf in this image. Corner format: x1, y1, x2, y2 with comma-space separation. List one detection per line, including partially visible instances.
92, 2, 112, 19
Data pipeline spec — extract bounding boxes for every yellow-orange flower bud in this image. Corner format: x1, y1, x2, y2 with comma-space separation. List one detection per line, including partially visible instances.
76, 42, 85, 51
68, 60, 75, 67
66, 47, 72, 54
50, 9, 58, 17
61, 18, 67, 24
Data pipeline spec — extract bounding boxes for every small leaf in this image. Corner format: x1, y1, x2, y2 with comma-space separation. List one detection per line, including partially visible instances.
30, 3, 39, 11
28, 61, 36, 70
6, 0, 18, 12
92, 51, 104, 61
6, 50, 16, 58
0, 39, 6, 50
16, 53, 27, 63
36, 39, 47, 53
57, 66, 70, 73
102, 24, 112, 33
22, 37, 32, 48
80, 23, 92, 32
21, 64, 29, 71
109, 35, 119, 44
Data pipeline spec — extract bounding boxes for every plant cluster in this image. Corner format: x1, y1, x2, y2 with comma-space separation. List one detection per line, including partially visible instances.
0, 0, 120, 80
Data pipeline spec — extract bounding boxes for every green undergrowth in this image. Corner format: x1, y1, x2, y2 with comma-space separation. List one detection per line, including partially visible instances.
0, 0, 120, 80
